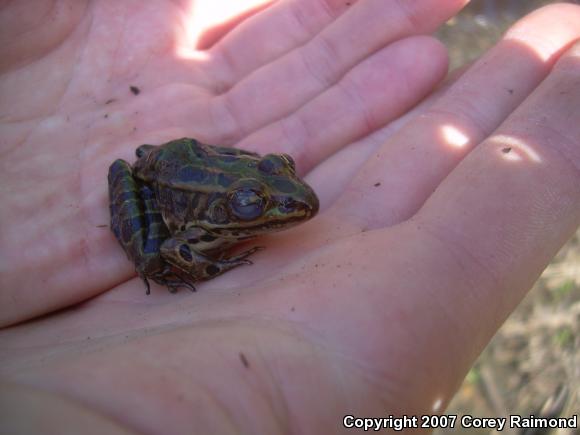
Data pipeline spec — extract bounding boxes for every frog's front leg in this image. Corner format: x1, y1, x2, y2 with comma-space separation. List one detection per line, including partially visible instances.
160, 227, 263, 281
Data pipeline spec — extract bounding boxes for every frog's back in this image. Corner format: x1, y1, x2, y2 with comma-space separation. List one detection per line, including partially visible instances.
134, 138, 263, 232
139, 138, 260, 192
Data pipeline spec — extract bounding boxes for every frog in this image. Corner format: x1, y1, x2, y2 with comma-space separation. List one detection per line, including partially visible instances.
108, 138, 319, 294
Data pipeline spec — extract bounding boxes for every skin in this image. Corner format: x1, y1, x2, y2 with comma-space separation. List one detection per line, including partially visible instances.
0, 1, 579, 434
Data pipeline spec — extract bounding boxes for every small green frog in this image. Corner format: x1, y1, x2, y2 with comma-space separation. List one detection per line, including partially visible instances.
108, 138, 319, 293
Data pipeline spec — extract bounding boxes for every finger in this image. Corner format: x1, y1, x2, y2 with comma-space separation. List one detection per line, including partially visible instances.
306, 77, 455, 210
292, 41, 580, 413
204, 0, 354, 84
304, 57, 478, 198
238, 36, 449, 171
207, 0, 467, 86
304, 57, 527, 211
195, 0, 468, 141
329, 3, 580, 230
385, 40, 580, 405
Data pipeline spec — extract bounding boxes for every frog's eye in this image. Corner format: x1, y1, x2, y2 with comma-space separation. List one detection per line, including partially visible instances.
229, 188, 265, 220
258, 154, 295, 175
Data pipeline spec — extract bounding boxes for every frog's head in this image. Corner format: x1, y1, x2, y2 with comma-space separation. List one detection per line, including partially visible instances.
206, 153, 319, 236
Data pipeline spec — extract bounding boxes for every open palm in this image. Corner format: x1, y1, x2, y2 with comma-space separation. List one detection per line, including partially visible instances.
0, 0, 456, 323
1, 1, 580, 434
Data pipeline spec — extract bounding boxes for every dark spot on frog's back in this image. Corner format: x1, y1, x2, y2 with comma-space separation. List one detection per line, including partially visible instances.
258, 157, 275, 174
172, 190, 189, 210
177, 166, 207, 183
218, 173, 236, 188
272, 178, 296, 193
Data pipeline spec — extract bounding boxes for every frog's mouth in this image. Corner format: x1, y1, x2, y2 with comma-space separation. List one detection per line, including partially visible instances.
206, 222, 299, 238
262, 199, 318, 228
204, 205, 317, 236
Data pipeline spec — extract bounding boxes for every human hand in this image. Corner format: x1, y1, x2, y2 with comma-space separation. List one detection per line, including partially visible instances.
1, 2, 580, 434
0, 0, 461, 325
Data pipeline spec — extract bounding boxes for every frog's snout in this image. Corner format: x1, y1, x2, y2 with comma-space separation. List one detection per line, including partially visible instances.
302, 184, 320, 218
292, 194, 319, 220
303, 194, 319, 218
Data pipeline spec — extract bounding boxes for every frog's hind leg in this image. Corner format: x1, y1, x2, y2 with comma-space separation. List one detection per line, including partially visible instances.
109, 162, 182, 295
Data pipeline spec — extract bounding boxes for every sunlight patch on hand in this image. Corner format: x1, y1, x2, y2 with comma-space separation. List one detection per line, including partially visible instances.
177, 0, 272, 56
175, 0, 211, 59
490, 134, 542, 163
440, 124, 470, 149
175, 45, 211, 61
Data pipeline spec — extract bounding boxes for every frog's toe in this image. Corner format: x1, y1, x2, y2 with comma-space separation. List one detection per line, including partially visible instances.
229, 246, 265, 262
175, 280, 196, 293
141, 276, 151, 295
160, 276, 196, 293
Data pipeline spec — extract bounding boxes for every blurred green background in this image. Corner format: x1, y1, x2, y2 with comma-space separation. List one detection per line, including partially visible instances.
434, 1, 580, 432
